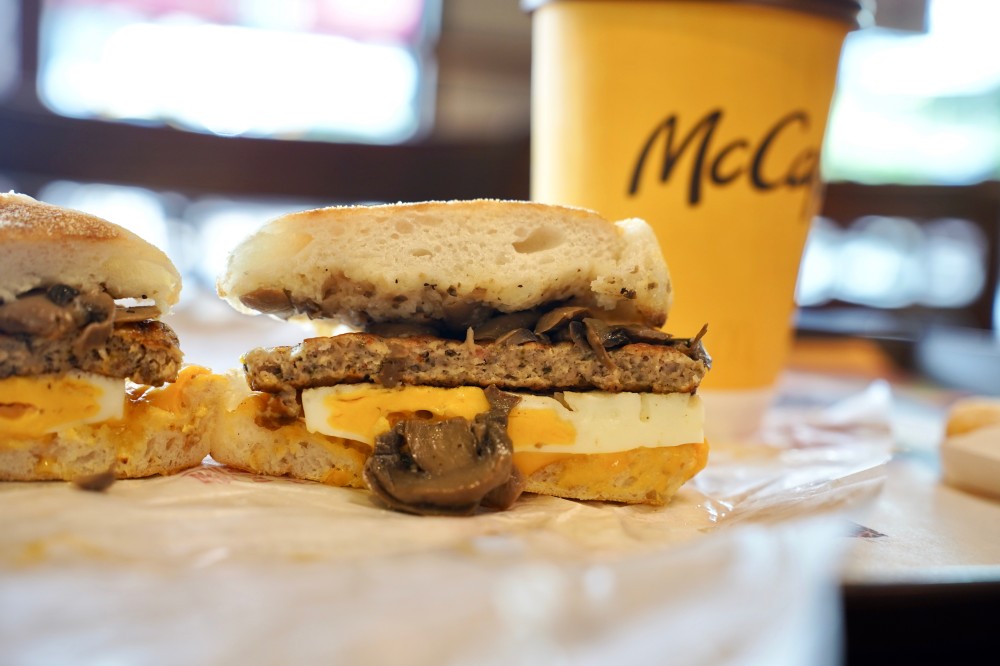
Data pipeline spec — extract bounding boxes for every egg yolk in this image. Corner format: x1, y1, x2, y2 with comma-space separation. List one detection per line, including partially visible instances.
0, 372, 124, 438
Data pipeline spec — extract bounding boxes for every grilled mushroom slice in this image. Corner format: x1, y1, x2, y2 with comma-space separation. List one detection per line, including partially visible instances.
239, 288, 295, 318
473, 310, 540, 342
114, 305, 161, 324
582, 318, 616, 369
363, 386, 522, 515
494, 327, 540, 346
533, 306, 590, 335
618, 324, 674, 345
566, 320, 591, 353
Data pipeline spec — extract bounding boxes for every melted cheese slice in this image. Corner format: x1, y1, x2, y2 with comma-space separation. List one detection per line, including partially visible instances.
301, 384, 703, 455
0, 371, 125, 438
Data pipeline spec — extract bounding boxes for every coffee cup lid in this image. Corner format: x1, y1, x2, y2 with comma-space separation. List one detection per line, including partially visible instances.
521, 0, 865, 27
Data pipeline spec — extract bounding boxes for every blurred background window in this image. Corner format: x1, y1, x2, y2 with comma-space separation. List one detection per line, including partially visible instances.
798, 0, 1000, 341
823, 0, 1000, 185
0, 0, 18, 101
37, 0, 439, 143
34, 180, 322, 295
2, 0, 528, 299
796, 214, 988, 310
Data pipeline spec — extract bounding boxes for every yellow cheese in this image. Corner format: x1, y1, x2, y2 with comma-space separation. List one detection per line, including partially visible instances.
301, 385, 490, 444
134, 365, 213, 414
507, 406, 577, 450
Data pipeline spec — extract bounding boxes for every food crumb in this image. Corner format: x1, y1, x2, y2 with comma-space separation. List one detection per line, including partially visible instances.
72, 467, 116, 492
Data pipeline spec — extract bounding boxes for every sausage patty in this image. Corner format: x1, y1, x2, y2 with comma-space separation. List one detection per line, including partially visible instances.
243, 332, 710, 397
0, 320, 182, 386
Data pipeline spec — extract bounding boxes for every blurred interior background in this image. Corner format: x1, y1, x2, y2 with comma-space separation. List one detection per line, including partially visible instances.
1, 0, 998, 391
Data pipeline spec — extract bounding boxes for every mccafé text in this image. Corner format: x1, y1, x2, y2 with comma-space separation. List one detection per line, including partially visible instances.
627, 109, 820, 206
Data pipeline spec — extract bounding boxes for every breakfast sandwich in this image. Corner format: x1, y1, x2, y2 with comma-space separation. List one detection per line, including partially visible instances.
212, 199, 711, 515
0, 192, 223, 482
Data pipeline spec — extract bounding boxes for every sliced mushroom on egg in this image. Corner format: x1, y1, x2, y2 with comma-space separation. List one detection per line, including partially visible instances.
362, 386, 522, 516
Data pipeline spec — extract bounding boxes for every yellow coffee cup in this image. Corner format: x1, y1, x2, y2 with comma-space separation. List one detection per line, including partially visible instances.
527, 0, 858, 437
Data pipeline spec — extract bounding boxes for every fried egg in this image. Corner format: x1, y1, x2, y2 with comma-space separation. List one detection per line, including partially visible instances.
0, 371, 125, 438
301, 384, 703, 455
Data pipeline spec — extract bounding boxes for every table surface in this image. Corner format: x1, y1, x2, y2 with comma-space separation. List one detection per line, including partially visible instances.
784, 337, 1000, 585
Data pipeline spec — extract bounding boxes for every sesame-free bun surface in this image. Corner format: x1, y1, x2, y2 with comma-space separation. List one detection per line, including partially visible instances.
219, 199, 672, 328
205, 373, 370, 489
0, 192, 180, 310
944, 397, 1000, 437
522, 441, 708, 505
940, 397, 1000, 499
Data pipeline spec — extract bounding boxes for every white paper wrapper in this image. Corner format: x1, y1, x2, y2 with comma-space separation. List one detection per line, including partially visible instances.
0, 382, 892, 666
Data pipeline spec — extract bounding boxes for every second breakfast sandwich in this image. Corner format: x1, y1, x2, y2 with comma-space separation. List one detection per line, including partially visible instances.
0, 192, 222, 481
213, 199, 711, 515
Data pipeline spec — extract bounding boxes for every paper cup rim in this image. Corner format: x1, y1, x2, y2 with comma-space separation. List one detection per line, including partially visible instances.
521, 0, 865, 27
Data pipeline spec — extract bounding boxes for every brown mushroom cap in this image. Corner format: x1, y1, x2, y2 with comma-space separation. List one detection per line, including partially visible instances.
362, 386, 522, 515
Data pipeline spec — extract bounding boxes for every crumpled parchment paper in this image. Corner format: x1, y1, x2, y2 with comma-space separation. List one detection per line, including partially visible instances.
0, 381, 892, 666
